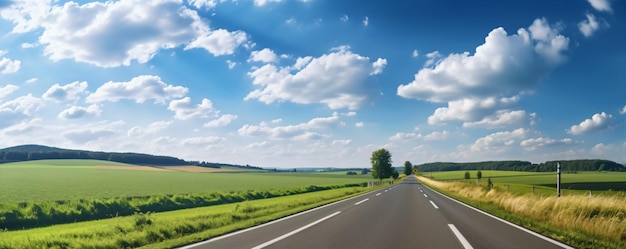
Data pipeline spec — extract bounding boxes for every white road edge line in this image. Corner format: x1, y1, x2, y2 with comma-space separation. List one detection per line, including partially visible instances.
354, 198, 369, 205
429, 200, 439, 209
420, 183, 575, 249
448, 224, 474, 249
251, 211, 342, 249
176, 189, 377, 249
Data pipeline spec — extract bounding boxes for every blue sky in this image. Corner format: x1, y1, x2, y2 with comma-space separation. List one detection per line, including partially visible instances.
0, 0, 624, 168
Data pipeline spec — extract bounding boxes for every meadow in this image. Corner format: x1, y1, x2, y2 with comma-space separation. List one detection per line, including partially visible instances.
426, 170, 626, 196
418, 171, 626, 249
0, 160, 374, 231
0, 187, 370, 249
0, 160, 372, 203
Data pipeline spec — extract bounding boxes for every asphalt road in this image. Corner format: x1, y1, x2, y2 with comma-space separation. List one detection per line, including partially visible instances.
179, 177, 573, 249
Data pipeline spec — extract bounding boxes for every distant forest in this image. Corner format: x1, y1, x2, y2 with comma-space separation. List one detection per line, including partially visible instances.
418, 160, 626, 172
0, 144, 263, 170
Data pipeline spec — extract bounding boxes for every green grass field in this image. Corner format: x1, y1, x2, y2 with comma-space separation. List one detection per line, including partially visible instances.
423, 170, 626, 196
0, 187, 371, 249
0, 160, 372, 203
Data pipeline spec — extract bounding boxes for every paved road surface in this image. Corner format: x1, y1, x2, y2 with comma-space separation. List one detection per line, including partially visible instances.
180, 177, 573, 249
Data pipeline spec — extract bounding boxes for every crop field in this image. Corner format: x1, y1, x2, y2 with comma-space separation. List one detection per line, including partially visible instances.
424, 170, 626, 195
0, 187, 369, 249
0, 160, 371, 203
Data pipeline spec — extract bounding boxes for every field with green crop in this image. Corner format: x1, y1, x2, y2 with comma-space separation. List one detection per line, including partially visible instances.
0, 160, 371, 203
0, 187, 370, 249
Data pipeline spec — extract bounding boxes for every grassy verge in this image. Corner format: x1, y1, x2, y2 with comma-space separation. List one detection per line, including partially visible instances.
0, 186, 374, 249
417, 176, 626, 249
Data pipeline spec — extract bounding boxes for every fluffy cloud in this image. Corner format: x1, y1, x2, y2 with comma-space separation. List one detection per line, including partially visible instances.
42, 81, 88, 102
578, 13, 603, 38
62, 121, 125, 144
188, 0, 218, 9
567, 112, 613, 135
128, 120, 173, 137
399, 18, 568, 129
470, 128, 528, 153
520, 137, 574, 151
0, 94, 42, 128
0, 0, 51, 33
181, 136, 224, 146
246, 46, 387, 110
254, 0, 283, 6
399, 18, 568, 103
204, 114, 237, 127
587, 0, 612, 12
427, 97, 519, 125
389, 130, 449, 141
462, 110, 530, 129
248, 48, 278, 63
0, 57, 21, 74
0, 84, 19, 99
2, 0, 247, 67
0, 94, 42, 116
167, 97, 215, 120
86, 75, 187, 104
238, 115, 344, 140
185, 28, 248, 56
58, 104, 102, 119
621, 105, 626, 114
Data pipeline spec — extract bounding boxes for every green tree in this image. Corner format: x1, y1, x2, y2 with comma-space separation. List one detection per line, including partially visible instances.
404, 161, 413, 176
371, 148, 393, 181
392, 169, 400, 180
477, 170, 482, 180
464, 171, 470, 179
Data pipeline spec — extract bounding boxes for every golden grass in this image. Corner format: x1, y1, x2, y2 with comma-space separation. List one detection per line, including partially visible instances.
155, 166, 229, 172
417, 176, 626, 242
94, 165, 170, 171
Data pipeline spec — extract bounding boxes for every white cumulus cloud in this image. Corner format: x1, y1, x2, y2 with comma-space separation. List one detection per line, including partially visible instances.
248, 48, 279, 63
42, 81, 88, 102
0, 57, 20, 74
398, 18, 568, 103
520, 137, 574, 151
58, 104, 102, 119
204, 114, 237, 127
578, 13, 603, 38
567, 112, 614, 135
2, 0, 248, 67
168, 97, 215, 120
246, 46, 386, 110
0, 84, 19, 99
470, 128, 528, 153
87, 75, 187, 104
238, 114, 344, 140
587, 0, 612, 12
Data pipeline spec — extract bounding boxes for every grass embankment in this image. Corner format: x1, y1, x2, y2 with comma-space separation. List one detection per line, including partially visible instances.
418, 176, 626, 249
0, 187, 370, 249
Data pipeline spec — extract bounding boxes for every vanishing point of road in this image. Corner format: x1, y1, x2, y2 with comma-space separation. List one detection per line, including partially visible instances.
179, 177, 573, 249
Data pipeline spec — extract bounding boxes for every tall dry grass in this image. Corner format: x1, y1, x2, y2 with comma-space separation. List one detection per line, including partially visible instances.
418, 176, 626, 242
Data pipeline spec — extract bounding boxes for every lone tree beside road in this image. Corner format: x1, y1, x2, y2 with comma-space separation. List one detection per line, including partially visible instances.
371, 148, 393, 182
404, 161, 413, 176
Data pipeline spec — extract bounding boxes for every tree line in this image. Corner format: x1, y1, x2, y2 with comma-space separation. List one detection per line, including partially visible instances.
0, 145, 258, 169
418, 159, 625, 172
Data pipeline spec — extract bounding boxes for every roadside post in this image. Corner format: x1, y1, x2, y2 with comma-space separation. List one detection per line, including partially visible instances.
557, 162, 561, 197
